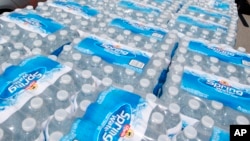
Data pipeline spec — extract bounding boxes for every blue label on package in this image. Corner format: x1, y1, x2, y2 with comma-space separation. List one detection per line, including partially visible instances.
50, 1, 99, 19
75, 36, 152, 73
177, 15, 228, 33
0, 55, 71, 123
118, 0, 161, 15
188, 40, 250, 68
4, 12, 64, 37
187, 6, 230, 21
181, 67, 250, 114
214, 2, 230, 10
110, 18, 167, 41
62, 87, 155, 141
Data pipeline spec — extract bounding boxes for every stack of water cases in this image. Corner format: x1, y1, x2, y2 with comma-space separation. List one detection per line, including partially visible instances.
0, 0, 249, 140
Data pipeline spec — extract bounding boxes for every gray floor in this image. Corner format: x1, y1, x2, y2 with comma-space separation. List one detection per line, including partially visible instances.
236, 14, 250, 53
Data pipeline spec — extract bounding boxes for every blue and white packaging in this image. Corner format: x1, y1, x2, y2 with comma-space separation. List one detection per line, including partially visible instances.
110, 18, 167, 41
48, 1, 99, 19
61, 86, 156, 141
181, 66, 250, 114
75, 35, 152, 73
118, 0, 162, 16
0, 55, 71, 123
188, 40, 250, 68
0, 12, 65, 37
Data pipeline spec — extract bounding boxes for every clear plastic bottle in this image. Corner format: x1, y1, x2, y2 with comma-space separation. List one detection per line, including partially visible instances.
195, 115, 215, 141
165, 103, 182, 136
161, 86, 180, 105
174, 125, 198, 141
20, 117, 40, 140
48, 131, 64, 141
181, 98, 203, 120
48, 109, 73, 136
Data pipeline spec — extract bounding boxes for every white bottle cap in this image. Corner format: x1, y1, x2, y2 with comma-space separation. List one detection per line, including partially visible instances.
229, 76, 239, 82
32, 48, 42, 55
49, 131, 63, 141
81, 84, 93, 94
179, 47, 187, 54
236, 115, 250, 125
210, 66, 219, 73
183, 126, 197, 139
22, 117, 37, 132
161, 45, 169, 51
153, 60, 162, 67
30, 97, 43, 110
54, 109, 68, 122
81, 21, 88, 26
157, 134, 171, 141
0, 128, 3, 140
99, 22, 106, 28
64, 62, 73, 68
165, 38, 174, 45
177, 56, 185, 63
29, 32, 37, 38
108, 28, 115, 34
81, 70, 92, 79
151, 112, 164, 124
147, 69, 156, 77
237, 47, 246, 53
169, 103, 180, 114
11, 30, 20, 36
116, 35, 124, 41
26, 5, 33, 10
168, 86, 179, 96
73, 38, 82, 44
174, 64, 183, 72
123, 85, 134, 93
156, 52, 166, 59
202, 30, 209, 35
14, 42, 23, 49
227, 65, 236, 73
140, 78, 150, 88
179, 24, 186, 29
60, 74, 72, 84
60, 30, 68, 36
48, 55, 57, 61
209, 57, 219, 64
150, 38, 157, 43
145, 44, 153, 50
123, 30, 131, 35
171, 75, 181, 83
211, 100, 223, 110
57, 90, 69, 101
72, 53, 82, 61
92, 28, 99, 33
7, 23, 15, 28
201, 115, 214, 128
125, 69, 135, 76
10, 51, 20, 60
90, 17, 97, 22
92, 56, 102, 64
102, 77, 113, 87
104, 65, 114, 74
48, 35, 56, 41
193, 55, 202, 62
192, 65, 202, 71
80, 100, 91, 112
63, 45, 72, 51
134, 36, 141, 42
188, 99, 200, 110
146, 93, 157, 103
33, 40, 43, 47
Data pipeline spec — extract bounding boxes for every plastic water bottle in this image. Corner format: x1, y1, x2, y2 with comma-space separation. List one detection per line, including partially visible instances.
180, 98, 204, 120
165, 103, 182, 136
144, 112, 167, 140
161, 86, 180, 105
20, 117, 40, 140
48, 109, 74, 136
48, 131, 64, 141
195, 116, 214, 140
174, 126, 198, 141
53, 74, 78, 94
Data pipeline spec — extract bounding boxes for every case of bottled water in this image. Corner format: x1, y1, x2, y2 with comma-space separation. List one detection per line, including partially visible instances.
0, 0, 248, 140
